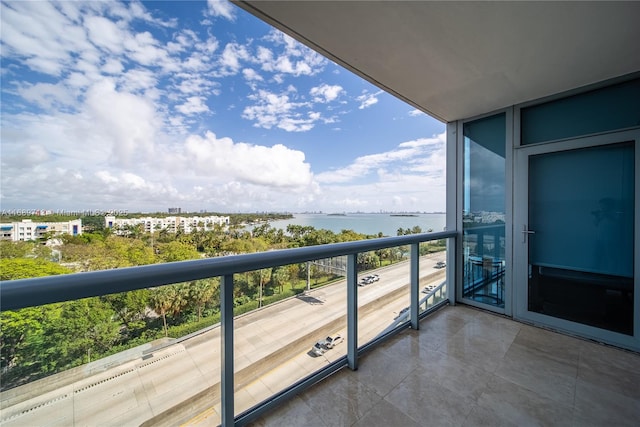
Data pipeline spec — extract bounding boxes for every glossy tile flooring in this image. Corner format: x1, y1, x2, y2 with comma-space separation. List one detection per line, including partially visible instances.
249, 305, 640, 427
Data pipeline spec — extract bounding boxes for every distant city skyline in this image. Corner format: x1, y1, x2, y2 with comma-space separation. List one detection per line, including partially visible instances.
0, 0, 446, 213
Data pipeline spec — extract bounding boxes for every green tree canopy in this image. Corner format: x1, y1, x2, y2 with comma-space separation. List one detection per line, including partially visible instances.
0, 258, 70, 280
156, 241, 201, 262
0, 241, 52, 260
0, 259, 70, 374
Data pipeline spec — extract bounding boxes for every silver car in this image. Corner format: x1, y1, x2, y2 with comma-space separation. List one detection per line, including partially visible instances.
311, 341, 326, 356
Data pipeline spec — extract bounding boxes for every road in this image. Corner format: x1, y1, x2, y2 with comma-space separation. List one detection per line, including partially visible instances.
0, 253, 446, 427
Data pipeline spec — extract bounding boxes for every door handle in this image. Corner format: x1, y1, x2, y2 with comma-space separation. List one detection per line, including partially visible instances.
522, 225, 535, 243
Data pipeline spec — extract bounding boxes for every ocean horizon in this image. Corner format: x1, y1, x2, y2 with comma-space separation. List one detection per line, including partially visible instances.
262, 213, 446, 237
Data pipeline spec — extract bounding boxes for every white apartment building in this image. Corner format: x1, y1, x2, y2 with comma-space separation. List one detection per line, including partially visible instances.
105, 215, 230, 235
0, 219, 82, 241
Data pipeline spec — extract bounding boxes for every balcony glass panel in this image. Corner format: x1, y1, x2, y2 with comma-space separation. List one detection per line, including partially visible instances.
0, 282, 223, 427
463, 113, 506, 309
356, 245, 411, 347
233, 259, 348, 417
0, 231, 455, 426
419, 241, 448, 314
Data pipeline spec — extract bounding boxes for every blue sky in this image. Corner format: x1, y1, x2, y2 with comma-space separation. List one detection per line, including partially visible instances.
1, 0, 446, 214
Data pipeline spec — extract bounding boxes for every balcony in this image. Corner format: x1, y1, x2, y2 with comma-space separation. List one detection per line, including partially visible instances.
0, 232, 454, 426
248, 305, 640, 427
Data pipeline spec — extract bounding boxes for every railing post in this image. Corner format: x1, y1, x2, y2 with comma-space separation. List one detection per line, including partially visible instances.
347, 253, 358, 370
410, 243, 419, 330
221, 274, 234, 426
447, 236, 456, 305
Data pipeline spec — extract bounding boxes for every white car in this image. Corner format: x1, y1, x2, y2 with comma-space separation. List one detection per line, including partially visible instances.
422, 285, 436, 293
323, 334, 344, 349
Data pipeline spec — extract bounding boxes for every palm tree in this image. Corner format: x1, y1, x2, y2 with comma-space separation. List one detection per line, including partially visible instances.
149, 284, 185, 337
251, 268, 271, 307
271, 266, 290, 294
187, 279, 217, 321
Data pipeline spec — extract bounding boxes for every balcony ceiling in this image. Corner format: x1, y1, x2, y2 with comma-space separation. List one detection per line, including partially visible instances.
234, 1, 640, 122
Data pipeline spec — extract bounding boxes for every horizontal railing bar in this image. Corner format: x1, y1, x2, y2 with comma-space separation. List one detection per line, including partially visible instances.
1, 231, 456, 311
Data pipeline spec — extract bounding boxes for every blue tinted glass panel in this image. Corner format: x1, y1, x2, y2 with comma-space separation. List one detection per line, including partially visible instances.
528, 141, 634, 334
529, 142, 634, 277
521, 78, 640, 145
462, 113, 506, 308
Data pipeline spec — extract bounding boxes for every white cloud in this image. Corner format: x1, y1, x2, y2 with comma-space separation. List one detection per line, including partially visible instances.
218, 42, 251, 75
83, 79, 160, 166
258, 30, 327, 77
313, 169, 446, 213
316, 133, 445, 184
124, 31, 177, 71
120, 69, 158, 93
243, 89, 319, 132
102, 58, 124, 74
356, 90, 383, 109
184, 132, 313, 188
16, 82, 76, 110
408, 109, 424, 117
310, 84, 344, 103
174, 74, 219, 96
85, 15, 126, 54
206, 0, 236, 21
176, 96, 210, 115
242, 68, 263, 82
0, 1, 92, 76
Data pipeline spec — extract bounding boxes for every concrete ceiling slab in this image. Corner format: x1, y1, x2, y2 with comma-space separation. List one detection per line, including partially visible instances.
235, 1, 640, 122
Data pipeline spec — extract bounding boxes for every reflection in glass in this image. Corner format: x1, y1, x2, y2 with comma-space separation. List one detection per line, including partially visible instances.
528, 142, 634, 335
462, 114, 506, 308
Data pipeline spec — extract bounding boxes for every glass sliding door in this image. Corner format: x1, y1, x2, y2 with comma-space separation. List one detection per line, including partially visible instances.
461, 113, 507, 311
528, 141, 634, 334
515, 130, 639, 351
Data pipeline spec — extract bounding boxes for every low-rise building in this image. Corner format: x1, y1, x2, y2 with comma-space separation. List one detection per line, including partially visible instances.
0, 219, 82, 241
104, 215, 230, 235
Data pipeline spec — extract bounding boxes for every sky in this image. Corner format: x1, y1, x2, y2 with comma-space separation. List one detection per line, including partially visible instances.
0, 0, 446, 214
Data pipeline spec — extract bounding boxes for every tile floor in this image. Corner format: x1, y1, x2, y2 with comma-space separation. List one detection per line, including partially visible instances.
248, 305, 640, 427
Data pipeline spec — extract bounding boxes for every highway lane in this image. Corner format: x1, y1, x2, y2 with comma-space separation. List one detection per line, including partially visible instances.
0, 252, 446, 427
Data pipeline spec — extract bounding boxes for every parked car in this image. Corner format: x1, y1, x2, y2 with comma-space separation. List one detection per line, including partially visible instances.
422, 285, 436, 294
311, 341, 326, 356
434, 261, 446, 269
324, 333, 344, 349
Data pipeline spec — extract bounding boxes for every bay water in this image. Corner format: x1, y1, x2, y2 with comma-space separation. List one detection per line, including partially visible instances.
264, 213, 446, 237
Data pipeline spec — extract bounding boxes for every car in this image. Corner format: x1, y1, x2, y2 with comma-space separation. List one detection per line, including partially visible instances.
371, 274, 380, 281
359, 276, 373, 286
395, 307, 410, 319
434, 261, 446, 269
311, 341, 326, 356
324, 334, 344, 349
422, 285, 436, 294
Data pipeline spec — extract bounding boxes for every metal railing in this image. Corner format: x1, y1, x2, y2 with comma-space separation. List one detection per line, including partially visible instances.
462, 224, 505, 306
1, 230, 457, 426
